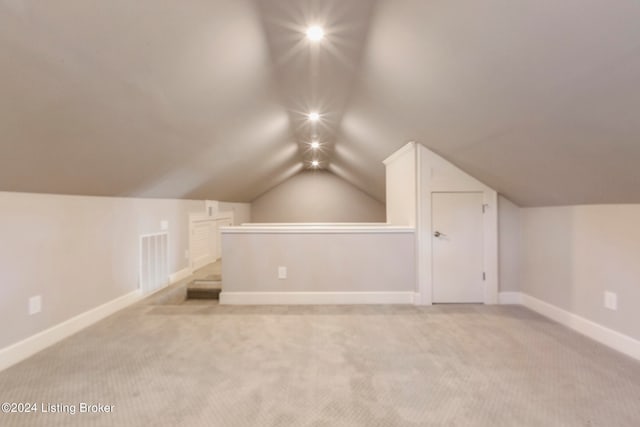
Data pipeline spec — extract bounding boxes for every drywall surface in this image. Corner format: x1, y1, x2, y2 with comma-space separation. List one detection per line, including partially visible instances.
0, 0, 300, 202
498, 196, 521, 292
218, 202, 251, 225
0, 192, 204, 349
250, 171, 385, 223
222, 229, 415, 293
521, 205, 640, 340
384, 144, 416, 226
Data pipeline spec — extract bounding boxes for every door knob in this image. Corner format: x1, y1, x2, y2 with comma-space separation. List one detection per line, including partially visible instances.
434, 231, 444, 237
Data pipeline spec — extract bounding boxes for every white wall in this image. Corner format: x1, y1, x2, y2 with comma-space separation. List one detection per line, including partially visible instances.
0, 192, 205, 350
498, 196, 521, 292
384, 144, 416, 226
521, 205, 640, 341
250, 171, 385, 223
221, 227, 416, 303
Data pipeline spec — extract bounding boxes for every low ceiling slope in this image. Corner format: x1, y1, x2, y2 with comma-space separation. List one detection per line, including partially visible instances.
335, 0, 640, 206
0, 0, 300, 201
2, 1, 640, 206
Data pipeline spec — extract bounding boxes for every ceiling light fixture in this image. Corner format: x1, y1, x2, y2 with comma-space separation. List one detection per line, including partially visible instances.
311, 160, 320, 167
310, 141, 320, 149
308, 112, 320, 121
306, 26, 324, 41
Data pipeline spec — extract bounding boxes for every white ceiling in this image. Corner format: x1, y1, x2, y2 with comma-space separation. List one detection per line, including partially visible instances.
2, 0, 640, 205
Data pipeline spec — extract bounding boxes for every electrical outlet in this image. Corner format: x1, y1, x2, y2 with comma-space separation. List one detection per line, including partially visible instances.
604, 291, 617, 311
160, 220, 169, 230
29, 295, 42, 315
278, 266, 287, 279
184, 249, 190, 260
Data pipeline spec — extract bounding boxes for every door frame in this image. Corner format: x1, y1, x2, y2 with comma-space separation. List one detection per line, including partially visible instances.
417, 188, 498, 305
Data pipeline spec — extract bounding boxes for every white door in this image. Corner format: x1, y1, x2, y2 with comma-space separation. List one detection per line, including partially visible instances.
432, 192, 484, 303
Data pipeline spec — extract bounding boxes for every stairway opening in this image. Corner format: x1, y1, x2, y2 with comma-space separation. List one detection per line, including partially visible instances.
186, 260, 222, 300
146, 260, 222, 307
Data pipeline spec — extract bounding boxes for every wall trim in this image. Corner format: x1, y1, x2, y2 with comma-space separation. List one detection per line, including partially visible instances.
0, 290, 143, 372
498, 292, 523, 305
169, 267, 193, 284
242, 222, 387, 226
504, 292, 639, 361
221, 226, 415, 234
220, 291, 417, 305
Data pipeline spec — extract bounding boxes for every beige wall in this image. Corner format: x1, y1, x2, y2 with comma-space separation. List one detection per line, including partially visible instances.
498, 196, 521, 292
250, 171, 385, 223
0, 192, 205, 349
221, 231, 415, 293
521, 205, 640, 341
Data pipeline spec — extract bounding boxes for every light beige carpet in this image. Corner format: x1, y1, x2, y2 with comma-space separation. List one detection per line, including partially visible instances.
0, 302, 639, 426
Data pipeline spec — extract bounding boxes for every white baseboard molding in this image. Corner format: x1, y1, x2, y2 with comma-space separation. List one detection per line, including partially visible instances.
169, 267, 193, 284
498, 292, 523, 305
516, 293, 640, 361
0, 290, 143, 372
220, 291, 417, 305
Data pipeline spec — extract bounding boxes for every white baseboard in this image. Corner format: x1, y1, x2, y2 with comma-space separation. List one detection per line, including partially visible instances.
498, 291, 523, 305
169, 267, 193, 284
0, 290, 143, 372
517, 293, 640, 361
220, 291, 417, 305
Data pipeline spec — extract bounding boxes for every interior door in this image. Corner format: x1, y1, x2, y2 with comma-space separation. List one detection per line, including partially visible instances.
432, 192, 484, 303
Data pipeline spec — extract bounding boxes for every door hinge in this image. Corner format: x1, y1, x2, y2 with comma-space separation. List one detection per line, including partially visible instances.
482, 204, 488, 213
482, 272, 486, 281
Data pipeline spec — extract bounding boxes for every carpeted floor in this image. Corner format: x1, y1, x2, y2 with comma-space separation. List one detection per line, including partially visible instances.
0, 300, 639, 426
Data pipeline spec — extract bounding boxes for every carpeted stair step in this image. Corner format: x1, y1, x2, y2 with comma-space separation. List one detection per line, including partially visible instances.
200, 273, 222, 282
186, 280, 222, 300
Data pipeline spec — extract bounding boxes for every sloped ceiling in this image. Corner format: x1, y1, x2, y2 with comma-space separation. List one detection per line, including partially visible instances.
2, 1, 640, 206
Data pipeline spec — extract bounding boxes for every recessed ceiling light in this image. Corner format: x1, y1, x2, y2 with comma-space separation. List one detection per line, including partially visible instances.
306, 26, 324, 41
311, 160, 320, 167
308, 112, 320, 121
310, 141, 320, 149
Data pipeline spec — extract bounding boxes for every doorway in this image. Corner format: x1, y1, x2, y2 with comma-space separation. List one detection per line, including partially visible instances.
432, 192, 484, 303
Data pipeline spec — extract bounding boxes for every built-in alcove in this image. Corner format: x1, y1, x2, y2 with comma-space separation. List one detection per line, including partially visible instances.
384, 142, 499, 305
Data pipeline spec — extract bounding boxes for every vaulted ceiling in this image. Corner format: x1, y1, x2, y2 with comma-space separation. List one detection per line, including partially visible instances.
2, 0, 640, 206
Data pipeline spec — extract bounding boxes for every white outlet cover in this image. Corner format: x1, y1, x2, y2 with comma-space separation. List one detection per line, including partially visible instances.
29, 295, 42, 315
278, 266, 287, 279
604, 291, 617, 311
184, 249, 190, 260
160, 220, 169, 230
